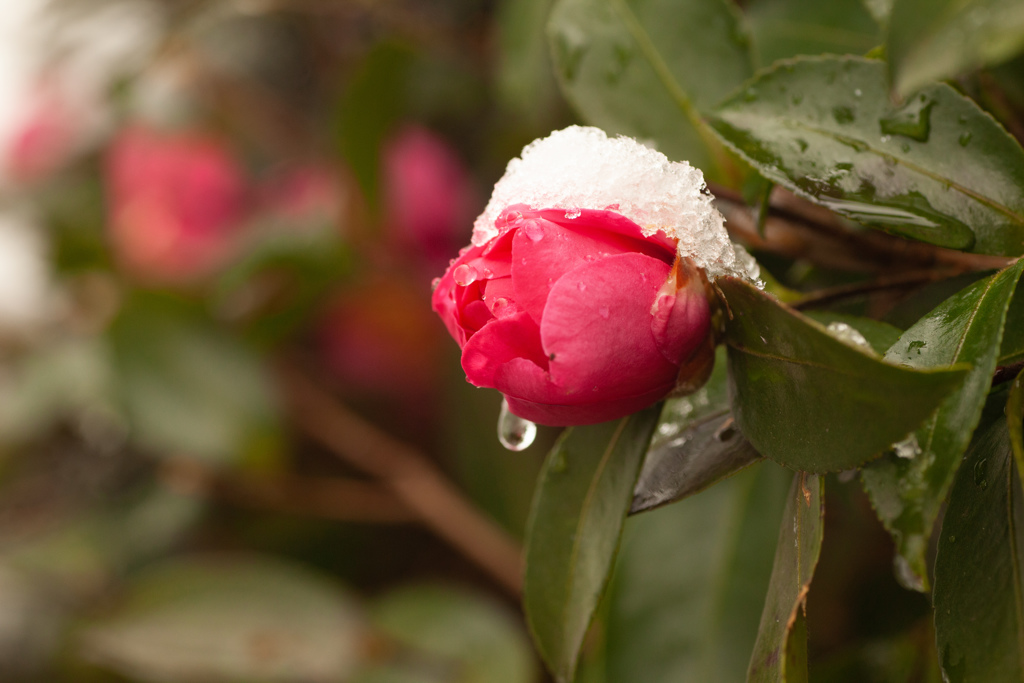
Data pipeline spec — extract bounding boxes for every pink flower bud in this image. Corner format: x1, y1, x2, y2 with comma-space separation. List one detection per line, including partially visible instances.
105, 126, 247, 284
432, 206, 714, 426
382, 125, 475, 265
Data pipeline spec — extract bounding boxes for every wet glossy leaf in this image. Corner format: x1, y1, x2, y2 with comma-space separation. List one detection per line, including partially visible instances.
523, 405, 661, 683
709, 57, 1024, 256
933, 393, 1024, 683
804, 311, 904, 354
861, 259, 1024, 591
78, 555, 364, 682
547, 0, 752, 184
748, 473, 824, 683
605, 461, 790, 682
369, 585, 537, 683
887, 0, 1024, 98
746, 0, 880, 67
632, 347, 762, 513
719, 277, 968, 472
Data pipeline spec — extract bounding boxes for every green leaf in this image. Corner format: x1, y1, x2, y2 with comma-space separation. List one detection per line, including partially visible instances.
708, 56, 1024, 256
933, 392, 1024, 683
523, 405, 661, 683
748, 473, 824, 683
887, 0, 1024, 98
861, 0, 893, 26
803, 311, 904, 354
1009, 370, 1024, 482
78, 555, 364, 682
110, 293, 280, 464
861, 259, 1024, 591
999, 280, 1024, 365
498, 0, 561, 122
632, 347, 762, 513
369, 585, 537, 683
546, 0, 753, 184
746, 0, 881, 67
604, 460, 790, 682
719, 277, 968, 472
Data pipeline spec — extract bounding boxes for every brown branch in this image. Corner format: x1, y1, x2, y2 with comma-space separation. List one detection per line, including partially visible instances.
160, 458, 415, 524
993, 360, 1024, 387
712, 184, 1014, 274
277, 364, 524, 596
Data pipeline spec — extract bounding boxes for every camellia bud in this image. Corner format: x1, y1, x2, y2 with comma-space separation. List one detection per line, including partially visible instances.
431, 126, 757, 426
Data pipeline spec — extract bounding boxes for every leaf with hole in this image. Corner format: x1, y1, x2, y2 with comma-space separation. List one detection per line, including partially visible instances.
748, 473, 823, 683
632, 347, 761, 514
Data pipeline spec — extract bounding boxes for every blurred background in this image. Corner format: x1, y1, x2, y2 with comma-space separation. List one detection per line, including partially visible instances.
0, 0, 573, 679
0, 0, 961, 681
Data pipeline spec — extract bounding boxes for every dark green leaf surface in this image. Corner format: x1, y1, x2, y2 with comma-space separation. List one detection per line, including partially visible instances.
746, 0, 880, 67
933, 394, 1024, 683
999, 281, 1024, 365
861, 259, 1024, 591
748, 473, 823, 683
720, 277, 968, 472
1009, 371, 1024, 483
887, 0, 1024, 98
547, 0, 752, 184
522, 405, 661, 683
709, 57, 1024, 256
632, 347, 762, 514
605, 461, 790, 682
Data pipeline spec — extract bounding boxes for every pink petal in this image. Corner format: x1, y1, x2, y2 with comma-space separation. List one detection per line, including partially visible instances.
541, 252, 679, 400
461, 312, 548, 389
510, 217, 672, 325
504, 383, 672, 426
533, 208, 677, 256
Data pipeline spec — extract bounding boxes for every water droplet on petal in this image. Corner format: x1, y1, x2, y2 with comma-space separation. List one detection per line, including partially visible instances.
430, 277, 441, 292
564, 207, 582, 219
498, 399, 537, 452
453, 264, 478, 286
522, 221, 545, 242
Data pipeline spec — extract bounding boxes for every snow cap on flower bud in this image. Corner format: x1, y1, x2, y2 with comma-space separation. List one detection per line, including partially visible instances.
432, 126, 754, 426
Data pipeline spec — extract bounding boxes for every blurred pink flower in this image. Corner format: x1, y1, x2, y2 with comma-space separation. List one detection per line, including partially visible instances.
259, 163, 346, 229
5, 79, 76, 184
105, 126, 248, 284
319, 277, 442, 400
382, 125, 475, 266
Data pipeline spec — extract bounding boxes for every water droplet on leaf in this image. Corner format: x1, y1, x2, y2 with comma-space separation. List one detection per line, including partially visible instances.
832, 106, 855, 124
973, 457, 988, 489
879, 94, 935, 142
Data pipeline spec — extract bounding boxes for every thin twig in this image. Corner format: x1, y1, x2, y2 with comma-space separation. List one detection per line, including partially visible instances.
160, 458, 415, 524
278, 364, 524, 596
791, 269, 962, 310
